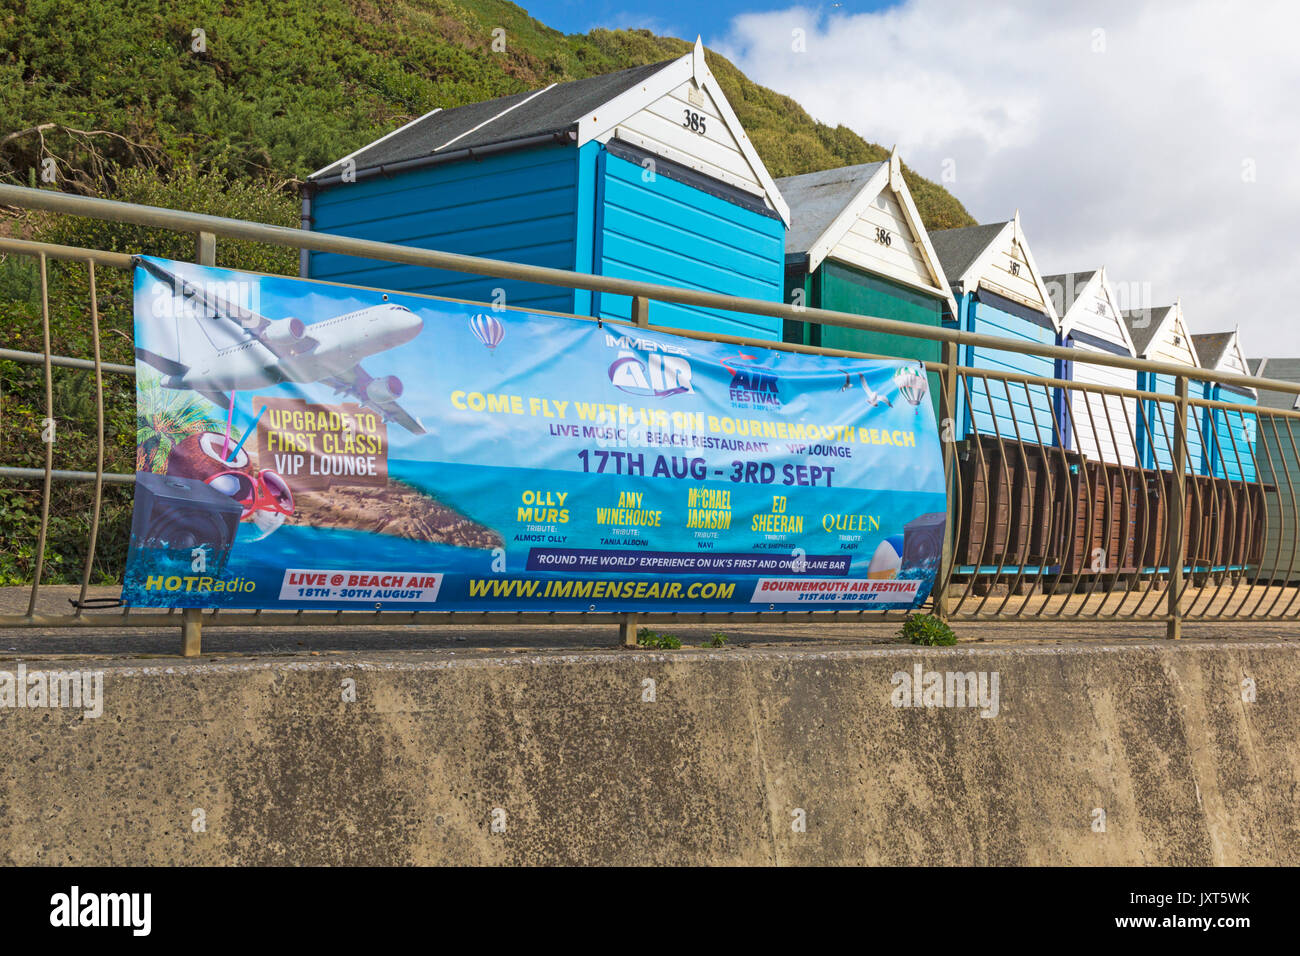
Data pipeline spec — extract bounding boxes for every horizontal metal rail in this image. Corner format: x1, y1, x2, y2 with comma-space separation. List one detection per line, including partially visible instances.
0, 467, 135, 485
0, 234, 135, 269
0, 610, 914, 628
0, 183, 1293, 397
0, 347, 136, 376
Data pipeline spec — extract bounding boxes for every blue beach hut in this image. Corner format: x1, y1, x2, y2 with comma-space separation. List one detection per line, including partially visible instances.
303, 40, 790, 340
1122, 303, 1204, 473
929, 214, 1062, 445
1192, 330, 1257, 481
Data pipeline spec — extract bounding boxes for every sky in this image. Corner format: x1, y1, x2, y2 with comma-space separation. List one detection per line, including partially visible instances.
525, 0, 1300, 357
520, 0, 901, 44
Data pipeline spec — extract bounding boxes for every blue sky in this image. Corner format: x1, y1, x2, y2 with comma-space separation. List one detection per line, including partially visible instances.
521, 1, 899, 43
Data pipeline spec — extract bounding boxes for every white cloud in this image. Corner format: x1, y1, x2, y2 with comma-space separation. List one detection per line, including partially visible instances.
717, 0, 1300, 354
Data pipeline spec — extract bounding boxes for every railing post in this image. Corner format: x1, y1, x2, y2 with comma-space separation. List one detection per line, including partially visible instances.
619, 616, 640, 648
195, 230, 216, 269
181, 608, 203, 657
619, 295, 652, 647
27, 253, 54, 619
631, 295, 650, 327
178, 232, 219, 656
1168, 374, 1189, 639
934, 337, 960, 620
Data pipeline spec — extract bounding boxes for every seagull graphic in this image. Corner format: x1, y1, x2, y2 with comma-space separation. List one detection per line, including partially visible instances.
840, 370, 892, 407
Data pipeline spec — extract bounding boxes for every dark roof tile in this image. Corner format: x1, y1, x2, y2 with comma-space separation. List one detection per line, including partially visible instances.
1042, 270, 1098, 317
312, 60, 675, 178
928, 222, 1008, 285
1191, 332, 1235, 370
1121, 306, 1174, 356
776, 163, 886, 256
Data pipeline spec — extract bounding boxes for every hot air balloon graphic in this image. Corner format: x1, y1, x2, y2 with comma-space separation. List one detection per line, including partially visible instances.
893, 362, 928, 411
468, 313, 505, 351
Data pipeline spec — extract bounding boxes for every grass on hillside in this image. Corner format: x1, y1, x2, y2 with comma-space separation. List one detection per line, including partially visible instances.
0, 0, 973, 229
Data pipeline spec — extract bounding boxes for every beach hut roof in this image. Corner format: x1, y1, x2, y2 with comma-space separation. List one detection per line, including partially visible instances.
929, 214, 1060, 329
1191, 332, 1237, 370
1122, 306, 1171, 355
780, 162, 886, 257
776, 151, 955, 311
1042, 269, 1098, 315
1043, 267, 1136, 354
1248, 358, 1300, 410
1121, 304, 1197, 363
309, 39, 789, 223
929, 222, 1008, 286
1194, 329, 1254, 398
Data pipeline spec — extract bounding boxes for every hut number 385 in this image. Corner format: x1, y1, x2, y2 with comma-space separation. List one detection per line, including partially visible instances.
682, 109, 708, 134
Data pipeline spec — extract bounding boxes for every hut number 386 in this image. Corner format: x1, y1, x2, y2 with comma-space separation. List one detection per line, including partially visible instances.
682, 109, 708, 134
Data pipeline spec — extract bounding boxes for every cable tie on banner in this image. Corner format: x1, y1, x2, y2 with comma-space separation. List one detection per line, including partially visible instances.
68, 597, 126, 610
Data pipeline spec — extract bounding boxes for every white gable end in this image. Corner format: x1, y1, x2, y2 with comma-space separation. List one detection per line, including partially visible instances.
609, 80, 766, 202
801, 153, 955, 311
1060, 271, 1135, 353
1147, 307, 1199, 368
575, 40, 789, 224
974, 222, 1054, 320
1220, 336, 1250, 377
1208, 332, 1256, 398
838, 187, 942, 290
819, 180, 950, 303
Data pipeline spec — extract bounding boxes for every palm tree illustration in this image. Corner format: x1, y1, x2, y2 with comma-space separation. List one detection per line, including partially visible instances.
135, 374, 235, 473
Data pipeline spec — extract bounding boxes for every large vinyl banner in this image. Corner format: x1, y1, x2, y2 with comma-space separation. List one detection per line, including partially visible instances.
123, 256, 947, 612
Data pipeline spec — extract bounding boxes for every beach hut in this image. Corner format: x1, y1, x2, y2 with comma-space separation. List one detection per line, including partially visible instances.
1192, 330, 1258, 482
1122, 302, 1204, 473
776, 152, 956, 414
1044, 268, 1138, 465
1247, 358, 1299, 582
1122, 304, 1236, 574
1044, 270, 1146, 580
303, 40, 790, 339
930, 213, 1062, 445
931, 216, 1064, 580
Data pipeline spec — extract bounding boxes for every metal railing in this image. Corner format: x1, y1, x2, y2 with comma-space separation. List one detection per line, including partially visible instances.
2, 182, 1298, 654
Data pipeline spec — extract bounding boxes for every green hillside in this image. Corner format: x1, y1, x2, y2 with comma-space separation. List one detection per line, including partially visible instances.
0, 0, 973, 229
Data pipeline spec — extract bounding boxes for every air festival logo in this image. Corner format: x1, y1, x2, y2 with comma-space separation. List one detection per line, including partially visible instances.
721, 351, 781, 410
605, 332, 694, 398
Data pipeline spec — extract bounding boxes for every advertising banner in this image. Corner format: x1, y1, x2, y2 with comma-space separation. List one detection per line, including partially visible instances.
123, 256, 947, 612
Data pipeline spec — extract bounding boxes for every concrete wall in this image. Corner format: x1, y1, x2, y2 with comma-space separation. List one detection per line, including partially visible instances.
1, 641, 1296, 865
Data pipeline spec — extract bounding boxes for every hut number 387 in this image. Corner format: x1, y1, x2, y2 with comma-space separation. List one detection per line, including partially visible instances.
682, 109, 708, 134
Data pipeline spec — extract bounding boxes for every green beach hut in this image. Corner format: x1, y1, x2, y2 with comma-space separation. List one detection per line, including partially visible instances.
777, 151, 956, 414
